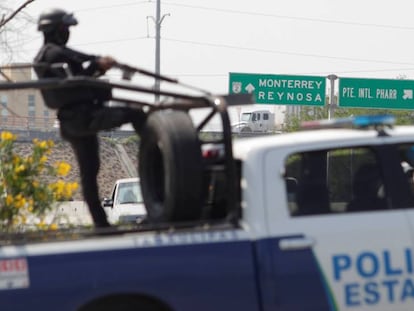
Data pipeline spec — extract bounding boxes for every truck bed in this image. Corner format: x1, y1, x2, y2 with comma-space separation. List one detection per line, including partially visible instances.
0, 220, 238, 246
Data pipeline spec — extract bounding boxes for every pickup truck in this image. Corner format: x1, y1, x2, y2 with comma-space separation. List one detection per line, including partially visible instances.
1, 66, 414, 311
102, 177, 146, 225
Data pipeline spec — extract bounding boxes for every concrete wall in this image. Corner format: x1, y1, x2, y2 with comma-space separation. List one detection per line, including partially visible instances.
46, 201, 93, 226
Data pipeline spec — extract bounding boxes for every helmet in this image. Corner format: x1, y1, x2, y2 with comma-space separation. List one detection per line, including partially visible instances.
37, 8, 78, 33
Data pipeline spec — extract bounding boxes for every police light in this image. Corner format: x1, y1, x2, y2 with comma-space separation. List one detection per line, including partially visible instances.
301, 115, 395, 130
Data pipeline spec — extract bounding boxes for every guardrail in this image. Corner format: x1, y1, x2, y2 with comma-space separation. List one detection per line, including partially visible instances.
0, 115, 56, 130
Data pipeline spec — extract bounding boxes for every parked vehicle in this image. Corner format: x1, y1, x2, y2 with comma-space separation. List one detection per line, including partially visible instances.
231, 109, 275, 133
102, 177, 146, 224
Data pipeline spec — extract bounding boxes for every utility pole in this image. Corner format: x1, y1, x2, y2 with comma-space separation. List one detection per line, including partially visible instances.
326, 74, 338, 185
327, 74, 338, 120
148, 0, 169, 103
154, 0, 161, 100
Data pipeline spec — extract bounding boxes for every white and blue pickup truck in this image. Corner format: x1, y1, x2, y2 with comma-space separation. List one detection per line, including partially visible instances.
1, 65, 414, 310
2, 114, 414, 311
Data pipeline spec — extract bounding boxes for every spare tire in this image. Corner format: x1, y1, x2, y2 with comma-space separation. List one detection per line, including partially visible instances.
139, 110, 204, 223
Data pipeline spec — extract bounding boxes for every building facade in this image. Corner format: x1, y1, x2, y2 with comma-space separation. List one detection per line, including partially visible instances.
0, 63, 56, 131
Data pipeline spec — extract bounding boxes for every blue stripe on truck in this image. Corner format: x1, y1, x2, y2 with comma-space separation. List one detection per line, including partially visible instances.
2, 239, 260, 311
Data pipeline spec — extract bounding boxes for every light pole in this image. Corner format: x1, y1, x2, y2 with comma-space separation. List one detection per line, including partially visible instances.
327, 74, 338, 120
147, 0, 169, 103
326, 74, 338, 185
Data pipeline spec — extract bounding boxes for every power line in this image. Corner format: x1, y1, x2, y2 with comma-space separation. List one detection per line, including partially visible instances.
5, 2, 414, 76
103, 67, 414, 79
163, 1, 414, 31
300, 67, 414, 76
14, 34, 414, 69
163, 37, 414, 66
10, 2, 413, 66
159, 67, 414, 79
74, 1, 150, 12
73, 36, 149, 47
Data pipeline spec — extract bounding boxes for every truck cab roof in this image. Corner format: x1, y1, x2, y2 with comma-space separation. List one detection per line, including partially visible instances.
233, 125, 414, 160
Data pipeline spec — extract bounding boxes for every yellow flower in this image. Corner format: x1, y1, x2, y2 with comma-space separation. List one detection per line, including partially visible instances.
1, 131, 16, 141
14, 194, 26, 209
27, 199, 34, 212
39, 155, 48, 164
37, 220, 46, 229
70, 182, 79, 191
14, 164, 26, 174
34, 139, 49, 149
49, 223, 58, 231
38, 141, 48, 149
62, 182, 79, 198
5, 194, 13, 206
12, 155, 20, 165
0, 132, 77, 231
49, 180, 65, 199
55, 162, 71, 177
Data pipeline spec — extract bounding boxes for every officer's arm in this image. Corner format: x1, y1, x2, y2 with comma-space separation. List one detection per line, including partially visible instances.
79, 56, 115, 77
96, 56, 116, 73
63, 47, 111, 76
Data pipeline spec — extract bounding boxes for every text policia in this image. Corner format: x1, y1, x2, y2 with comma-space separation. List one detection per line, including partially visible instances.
333, 249, 414, 307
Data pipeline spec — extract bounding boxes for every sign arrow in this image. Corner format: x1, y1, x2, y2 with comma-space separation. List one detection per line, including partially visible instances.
229, 73, 325, 106
245, 83, 255, 93
403, 89, 413, 100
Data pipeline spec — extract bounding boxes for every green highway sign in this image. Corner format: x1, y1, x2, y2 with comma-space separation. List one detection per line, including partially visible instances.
339, 77, 414, 109
228, 73, 326, 106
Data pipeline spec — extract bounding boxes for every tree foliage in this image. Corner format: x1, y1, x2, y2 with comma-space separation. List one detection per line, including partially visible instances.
0, 0, 35, 63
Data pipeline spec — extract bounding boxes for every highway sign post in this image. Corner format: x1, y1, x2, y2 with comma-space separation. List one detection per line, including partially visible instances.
339, 77, 414, 109
229, 73, 326, 106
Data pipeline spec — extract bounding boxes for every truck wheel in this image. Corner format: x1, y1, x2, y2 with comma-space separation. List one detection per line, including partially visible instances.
78, 295, 168, 311
241, 127, 252, 133
139, 110, 204, 223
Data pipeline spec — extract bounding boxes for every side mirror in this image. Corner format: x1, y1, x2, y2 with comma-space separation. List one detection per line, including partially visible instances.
102, 198, 114, 208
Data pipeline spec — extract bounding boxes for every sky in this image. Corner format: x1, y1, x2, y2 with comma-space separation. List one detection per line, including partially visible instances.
4, 0, 414, 126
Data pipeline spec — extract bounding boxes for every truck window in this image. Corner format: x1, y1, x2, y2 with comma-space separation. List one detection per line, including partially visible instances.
398, 144, 414, 199
263, 113, 269, 120
241, 113, 251, 122
284, 147, 390, 216
117, 181, 143, 204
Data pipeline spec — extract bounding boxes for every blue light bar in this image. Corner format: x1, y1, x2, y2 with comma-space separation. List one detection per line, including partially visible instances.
353, 115, 395, 128
301, 115, 395, 130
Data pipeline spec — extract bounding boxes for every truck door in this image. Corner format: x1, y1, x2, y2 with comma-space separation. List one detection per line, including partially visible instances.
251, 112, 260, 131
262, 112, 269, 132
255, 112, 268, 132
261, 145, 414, 311
396, 144, 414, 289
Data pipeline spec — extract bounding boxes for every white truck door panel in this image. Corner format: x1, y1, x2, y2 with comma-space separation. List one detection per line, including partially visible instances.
261, 146, 414, 311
